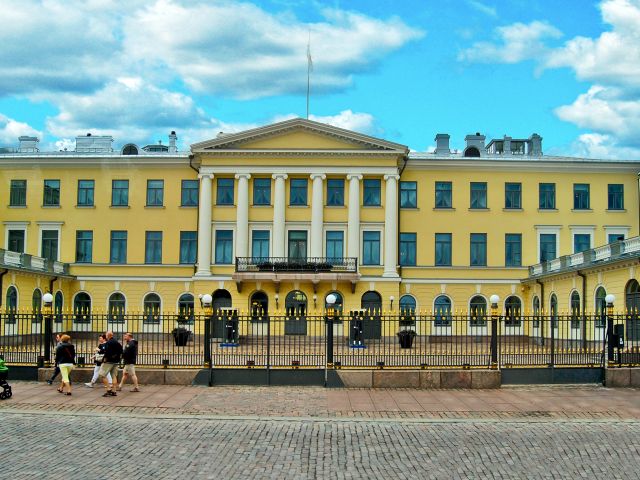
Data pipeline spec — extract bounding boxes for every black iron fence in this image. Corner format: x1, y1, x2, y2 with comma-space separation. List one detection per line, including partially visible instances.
235, 256, 358, 273
1, 311, 638, 369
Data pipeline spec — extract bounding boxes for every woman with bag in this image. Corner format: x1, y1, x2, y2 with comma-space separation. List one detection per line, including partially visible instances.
85, 334, 111, 388
54, 334, 75, 396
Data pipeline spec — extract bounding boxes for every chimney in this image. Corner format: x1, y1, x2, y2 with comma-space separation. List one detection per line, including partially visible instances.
528, 133, 542, 156
503, 135, 512, 155
463, 132, 486, 157
18, 136, 39, 153
169, 131, 177, 153
434, 134, 450, 155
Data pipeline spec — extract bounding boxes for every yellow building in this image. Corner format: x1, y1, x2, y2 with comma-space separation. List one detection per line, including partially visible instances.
1, 119, 639, 331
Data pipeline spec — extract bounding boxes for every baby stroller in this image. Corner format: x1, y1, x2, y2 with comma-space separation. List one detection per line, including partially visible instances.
0, 357, 12, 400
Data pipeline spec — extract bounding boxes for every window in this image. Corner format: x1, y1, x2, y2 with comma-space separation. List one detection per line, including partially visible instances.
111, 180, 129, 206
289, 178, 308, 206
327, 179, 344, 206
6, 286, 17, 323
608, 233, 625, 243
108, 293, 126, 323
9, 180, 26, 206
608, 184, 624, 210
110, 231, 127, 264
179, 231, 197, 264
41, 230, 58, 261
146, 180, 164, 206
570, 291, 581, 329
75, 231, 93, 263
539, 183, 555, 209
251, 230, 270, 262
363, 179, 381, 206
505, 234, 522, 267
434, 295, 452, 326
470, 233, 487, 266
7, 230, 25, 253
178, 293, 195, 322
216, 178, 234, 205
143, 293, 161, 324
573, 234, 591, 253
145, 231, 162, 264
470, 182, 487, 209
362, 231, 380, 265
533, 296, 540, 327
181, 180, 199, 206
77, 180, 94, 206
469, 296, 487, 326
435, 181, 452, 208
399, 295, 416, 315
400, 181, 417, 208
505, 296, 522, 326
54, 291, 63, 323
325, 231, 344, 260
73, 292, 91, 322
505, 183, 521, 209
43, 179, 60, 206
540, 233, 557, 262
595, 287, 607, 328
435, 233, 452, 266
253, 178, 271, 205
573, 184, 590, 209
399, 233, 416, 266
288, 230, 307, 261
32, 289, 42, 314
215, 230, 233, 264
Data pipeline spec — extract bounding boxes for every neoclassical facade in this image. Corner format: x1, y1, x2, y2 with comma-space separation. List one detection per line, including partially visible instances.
1, 118, 639, 323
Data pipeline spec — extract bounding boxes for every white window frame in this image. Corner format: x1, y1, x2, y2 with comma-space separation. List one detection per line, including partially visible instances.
37, 221, 63, 260
212, 222, 236, 265
360, 224, 384, 266
141, 291, 163, 312
569, 226, 595, 253
535, 225, 561, 262
249, 223, 273, 259
105, 290, 128, 312
4, 221, 29, 252
284, 223, 311, 258
322, 224, 347, 258
604, 226, 630, 244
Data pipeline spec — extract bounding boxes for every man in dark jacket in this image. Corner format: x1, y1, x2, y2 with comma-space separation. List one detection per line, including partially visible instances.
118, 332, 140, 392
98, 331, 122, 397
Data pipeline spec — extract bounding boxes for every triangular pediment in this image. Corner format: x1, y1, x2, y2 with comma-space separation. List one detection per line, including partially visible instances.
191, 118, 408, 153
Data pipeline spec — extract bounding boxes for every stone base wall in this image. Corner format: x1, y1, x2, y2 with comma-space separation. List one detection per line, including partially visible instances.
336, 369, 501, 389
605, 368, 640, 388
38, 367, 199, 385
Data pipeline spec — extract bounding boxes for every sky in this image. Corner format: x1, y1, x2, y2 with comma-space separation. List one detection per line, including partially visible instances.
0, 0, 639, 158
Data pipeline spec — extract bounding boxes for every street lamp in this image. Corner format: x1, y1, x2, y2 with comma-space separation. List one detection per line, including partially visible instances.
489, 294, 500, 370
389, 295, 395, 311
274, 293, 279, 309
325, 294, 338, 381
605, 294, 615, 364
42, 292, 54, 366
199, 293, 214, 383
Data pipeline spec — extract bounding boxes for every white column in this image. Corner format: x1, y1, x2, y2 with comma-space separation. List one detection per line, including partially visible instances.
347, 174, 362, 261
310, 173, 326, 258
383, 174, 400, 277
195, 173, 213, 276
235, 173, 251, 259
272, 173, 288, 258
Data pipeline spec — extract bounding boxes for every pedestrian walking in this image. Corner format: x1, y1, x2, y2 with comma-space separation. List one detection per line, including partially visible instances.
46, 333, 61, 385
98, 331, 122, 396
55, 334, 75, 396
118, 332, 140, 392
85, 334, 111, 388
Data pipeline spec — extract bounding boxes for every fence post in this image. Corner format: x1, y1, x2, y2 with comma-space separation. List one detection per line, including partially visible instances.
204, 313, 211, 367
549, 315, 555, 368
43, 313, 52, 364
606, 310, 615, 364
489, 295, 499, 369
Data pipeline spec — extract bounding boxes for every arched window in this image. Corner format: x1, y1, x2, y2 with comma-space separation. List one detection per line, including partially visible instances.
464, 146, 480, 157
285, 290, 307, 317
469, 295, 487, 326
325, 291, 343, 315
505, 296, 521, 326
250, 291, 269, 320
54, 291, 63, 323
595, 287, 607, 328
434, 295, 452, 326
122, 144, 138, 155
570, 291, 581, 328
533, 296, 540, 327
399, 295, 416, 315
6, 286, 17, 324
108, 293, 126, 323
212, 289, 232, 312
143, 293, 161, 324
32, 289, 42, 314
550, 294, 558, 328
625, 280, 640, 314
178, 293, 194, 322
73, 292, 91, 323
361, 291, 382, 315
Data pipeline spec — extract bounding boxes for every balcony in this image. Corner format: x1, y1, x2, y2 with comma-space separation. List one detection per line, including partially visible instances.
233, 257, 360, 291
0, 248, 70, 276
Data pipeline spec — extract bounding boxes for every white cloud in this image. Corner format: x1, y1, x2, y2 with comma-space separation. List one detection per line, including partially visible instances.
0, 114, 41, 145
272, 110, 378, 135
466, 0, 497, 17
123, 0, 424, 98
458, 21, 561, 63
562, 133, 640, 160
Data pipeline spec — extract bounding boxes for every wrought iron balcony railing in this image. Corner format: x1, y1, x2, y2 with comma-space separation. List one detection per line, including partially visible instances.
235, 257, 357, 273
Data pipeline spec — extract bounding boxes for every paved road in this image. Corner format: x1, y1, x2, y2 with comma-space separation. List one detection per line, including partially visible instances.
2, 410, 640, 479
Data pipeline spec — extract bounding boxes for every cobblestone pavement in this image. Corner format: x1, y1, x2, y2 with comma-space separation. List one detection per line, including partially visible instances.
2, 410, 640, 479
